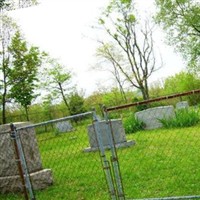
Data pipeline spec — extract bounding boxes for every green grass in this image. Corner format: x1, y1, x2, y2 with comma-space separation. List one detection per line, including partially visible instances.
159, 108, 200, 128
1, 123, 200, 199
121, 125, 200, 199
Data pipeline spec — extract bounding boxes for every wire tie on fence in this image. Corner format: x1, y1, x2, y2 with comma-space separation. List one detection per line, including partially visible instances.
111, 157, 118, 162
10, 131, 16, 139
103, 166, 110, 170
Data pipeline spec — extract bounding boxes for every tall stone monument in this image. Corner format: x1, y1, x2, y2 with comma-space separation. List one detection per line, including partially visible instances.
0, 122, 53, 193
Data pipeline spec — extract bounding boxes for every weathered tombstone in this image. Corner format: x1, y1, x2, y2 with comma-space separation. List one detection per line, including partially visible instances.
84, 119, 135, 152
135, 106, 175, 130
55, 121, 73, 133
0, 122, 53, 193
176, 101, 189, 110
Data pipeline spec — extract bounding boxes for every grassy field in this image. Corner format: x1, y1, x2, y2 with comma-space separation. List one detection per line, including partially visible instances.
1, 122, 200, 200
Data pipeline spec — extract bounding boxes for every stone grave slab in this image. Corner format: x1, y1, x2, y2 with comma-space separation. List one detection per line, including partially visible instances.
55, 121, 73, 133
176, 101, 189, 109
0, 122, 53, 193
135, 106, 175, 130
84, 119, 135, 152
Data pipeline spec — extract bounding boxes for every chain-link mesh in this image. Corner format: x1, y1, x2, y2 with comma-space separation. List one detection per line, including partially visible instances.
104, 90, 200, 199
0, 112, 110, 200
1, 90, 200, 200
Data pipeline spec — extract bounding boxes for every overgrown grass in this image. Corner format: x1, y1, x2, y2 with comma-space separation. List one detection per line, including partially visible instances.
160, 108, 200, 128
123, 113, 144, 134
1, 122, 200, 199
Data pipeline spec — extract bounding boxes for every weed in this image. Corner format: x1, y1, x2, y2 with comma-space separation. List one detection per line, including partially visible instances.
123, 113, 144, 134
160, 108, 199, 128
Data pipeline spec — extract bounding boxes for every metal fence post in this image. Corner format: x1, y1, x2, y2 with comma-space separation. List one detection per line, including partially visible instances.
92, 110, 117, 200
10, 123, 36, 200
103, 106, 126, 200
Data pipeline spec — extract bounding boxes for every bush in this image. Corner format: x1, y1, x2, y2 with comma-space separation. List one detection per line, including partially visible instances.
159, 108, 200, 128
123, 113, 144, 134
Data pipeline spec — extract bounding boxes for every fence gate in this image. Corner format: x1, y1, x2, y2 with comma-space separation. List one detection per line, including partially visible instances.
103, 89, 200, 200
0, 111, 114, 200
92, 111, 125, 200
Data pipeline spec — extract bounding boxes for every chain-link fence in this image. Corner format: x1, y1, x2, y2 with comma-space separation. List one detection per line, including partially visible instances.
103, 89, 200, 199
1, 89, 200, 200
0, 111, 110, 200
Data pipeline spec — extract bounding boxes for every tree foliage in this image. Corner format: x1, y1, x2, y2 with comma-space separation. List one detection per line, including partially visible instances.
164, 71, 200, 94
0, 15, 18, 123
8, 31, 42, 120
0, 0, 38, 11
68, 91, 86, 116
41, 58, 72, 112
155, 0, 200, 71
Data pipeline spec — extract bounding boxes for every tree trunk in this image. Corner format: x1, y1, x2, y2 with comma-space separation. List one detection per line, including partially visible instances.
140, 85, 149, 100
58, 82, 71, 114
25, 105, 30, 121
2, 90, 6, 124
2, 49, 7, 124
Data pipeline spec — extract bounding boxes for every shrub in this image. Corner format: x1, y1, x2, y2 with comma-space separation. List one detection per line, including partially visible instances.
159, 108, 200, 128
123, 113, 144, 134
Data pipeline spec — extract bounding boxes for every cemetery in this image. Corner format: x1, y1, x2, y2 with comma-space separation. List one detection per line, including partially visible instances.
0, 97, 200, 199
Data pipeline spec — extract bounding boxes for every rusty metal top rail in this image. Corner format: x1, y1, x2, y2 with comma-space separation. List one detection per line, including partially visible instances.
105, 89, 200, 112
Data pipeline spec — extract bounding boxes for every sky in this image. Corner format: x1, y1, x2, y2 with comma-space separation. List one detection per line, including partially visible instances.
8, 0, 186, 96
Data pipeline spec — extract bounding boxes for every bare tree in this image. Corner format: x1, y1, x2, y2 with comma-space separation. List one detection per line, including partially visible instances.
98, 0, 161, 100
96, 42, 128, 103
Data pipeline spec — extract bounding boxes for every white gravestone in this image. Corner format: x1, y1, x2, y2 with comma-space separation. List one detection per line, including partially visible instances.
135, 106, 175, 130
84, 119, 135, 152
176, 101, 189, 110
55, 121, 73, 133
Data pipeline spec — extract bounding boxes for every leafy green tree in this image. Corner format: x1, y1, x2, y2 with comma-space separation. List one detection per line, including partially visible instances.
155, 0, 200, 71
0, 15, 18, 124
8, 31, 42, 121
68, 91, 86, 116
164, 71, 200, 94
0, 0, 37, 11
0, 0, 6, 9
98, 0, 161, 100
41, 58, 72, 113
164, 71, 200, 105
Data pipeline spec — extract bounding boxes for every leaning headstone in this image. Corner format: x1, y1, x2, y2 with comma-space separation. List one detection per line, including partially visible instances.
55, 121, 73, 133
176, 101, 189, 110
84, 119, 135, 152
0, 122, 53, 193
135, 106, 175, 130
